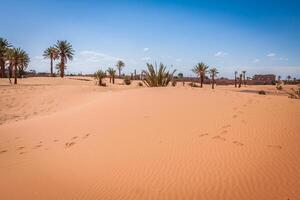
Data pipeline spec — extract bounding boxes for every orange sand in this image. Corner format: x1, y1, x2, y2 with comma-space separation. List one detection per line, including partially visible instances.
0, 77, 299, 200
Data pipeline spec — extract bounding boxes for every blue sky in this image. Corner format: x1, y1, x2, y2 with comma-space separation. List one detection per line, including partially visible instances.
0, 0, 299, 78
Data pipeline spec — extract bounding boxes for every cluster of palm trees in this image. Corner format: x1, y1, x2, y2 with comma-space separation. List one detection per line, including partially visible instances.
43, 40, 74, 78
94, 60, 125, 86
234, 71, 247, 88
192, 62, 219, 89
0, 38, 30, 84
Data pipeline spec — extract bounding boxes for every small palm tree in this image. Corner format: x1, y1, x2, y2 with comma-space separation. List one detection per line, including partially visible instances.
192, 62, 209, 88
142, 62, 176, 87
209, 68, 219, 89
238, 74, 242, 88
4, 48, 14, 80
116, 60, 125, 77
43, 46, 58, 77
278, 75, 281, 82
94, 70, 106, 86
55, 40, 74, 78
178, 73, 184, 86
234, 71, 238, 87
287, 75, 291, 83
242, 71, 246, 85
107, 67, 116, 84
0, 38, 12, 78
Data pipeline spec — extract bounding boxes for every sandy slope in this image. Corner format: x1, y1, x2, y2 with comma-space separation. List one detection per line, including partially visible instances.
0, 77, 300, 200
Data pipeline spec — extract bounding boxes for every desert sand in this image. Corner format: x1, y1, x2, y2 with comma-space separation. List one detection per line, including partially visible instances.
0, 77, 300, 200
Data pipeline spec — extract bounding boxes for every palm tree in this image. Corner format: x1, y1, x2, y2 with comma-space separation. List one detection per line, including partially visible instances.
107, 67, 116, 84
234, 71, 238, 87
43, 46, 58, 77
278, 75, 281, 82
55, 40, 74, 78
242, 71, 246, 86
287, 75, 291, 83
94, 70, 106, 86
238, 74, 242, 88
4, 48, 14, 81
0, 38, 11, 78
142, 62, 176, 87
192, 62, 209, 88
10, 48, 27, 84
18, 50, 30, 78
178, 73, 184, 86
116, 60, 125, 77
209, 68, 219, 89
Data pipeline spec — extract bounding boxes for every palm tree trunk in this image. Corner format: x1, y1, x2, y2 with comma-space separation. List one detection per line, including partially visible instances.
118, 69, 121, 77
212, 76, 215, 89
113, 75, 115, 84
0, 59, 5, 78
8, 63, 12, 79
60, 58, 64, 78
234, 74, 237, 87
109, 77, 112, 83
50, 57, 53, 77
239, 74, 242, 88
200, 74, 203, 88
14, 64, 17, 84
99, 78, 102, 86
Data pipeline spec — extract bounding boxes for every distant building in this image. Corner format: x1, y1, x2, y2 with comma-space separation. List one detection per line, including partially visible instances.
252, 74, 276, 84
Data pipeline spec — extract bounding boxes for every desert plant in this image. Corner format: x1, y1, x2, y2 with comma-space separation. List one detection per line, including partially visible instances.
238, 74, 242, 88
209, 67, 219, 89
94, 70, 106, 86
8, 48, 29, 84
288, 87, 300, 99
192, 62, 209, 88
258, 90, 266, 95
242, 71, 246, 85
55, 40, 74, 78
142, 63, 176, 87
188, 82, 199, 87
116, 60, 125, 77
107, 67, 116, 84
124, 77, 131, 85
171, 79, 177, 87
276, 83, 283, 90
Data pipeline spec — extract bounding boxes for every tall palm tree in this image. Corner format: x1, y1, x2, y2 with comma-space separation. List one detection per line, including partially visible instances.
242, 70, 246, 86
4, 48, 14, 81
55, 40, 74, 78
192, 62, 209, 88
10, 48, 27, 84
209, 68, 219, 89
43, 46, 58, 77
107, 67, 116, 84
234, 71, 238, 87
116, 60, 125, 77
0, 38, 11, 78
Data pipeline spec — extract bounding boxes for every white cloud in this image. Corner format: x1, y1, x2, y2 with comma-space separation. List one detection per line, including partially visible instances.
253, 59, 260, 63
267, 53, 276, 57
214, 51, 228, 57
141, 57, 151, 61
143, 48, 149, 52
79, 50, 120, 62
279, 57, 289, 61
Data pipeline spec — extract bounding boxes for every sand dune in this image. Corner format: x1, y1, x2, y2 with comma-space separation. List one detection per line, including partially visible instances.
0, 77, 300, 200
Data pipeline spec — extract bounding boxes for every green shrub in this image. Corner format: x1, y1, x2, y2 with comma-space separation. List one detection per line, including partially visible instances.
276, 84, 283, 90
142, 63, 176, 87
288, 87, 300, 99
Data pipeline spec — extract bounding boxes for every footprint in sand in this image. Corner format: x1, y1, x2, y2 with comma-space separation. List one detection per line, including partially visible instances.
19, 152, 26, 155
53, 139, 59, 142
0, 150, 8, 154
233, 141, 244, 146
267, 145, 282, 149
212, 136, 226, 141
71, 136, 78, 140
220, 130, 228, 134
17, 146, 25, 151
82, 133, 90, 139
198, 133, 209, 137
33, 144, 43, 149
232, 115, 238, 119
65, 142, 76, 148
